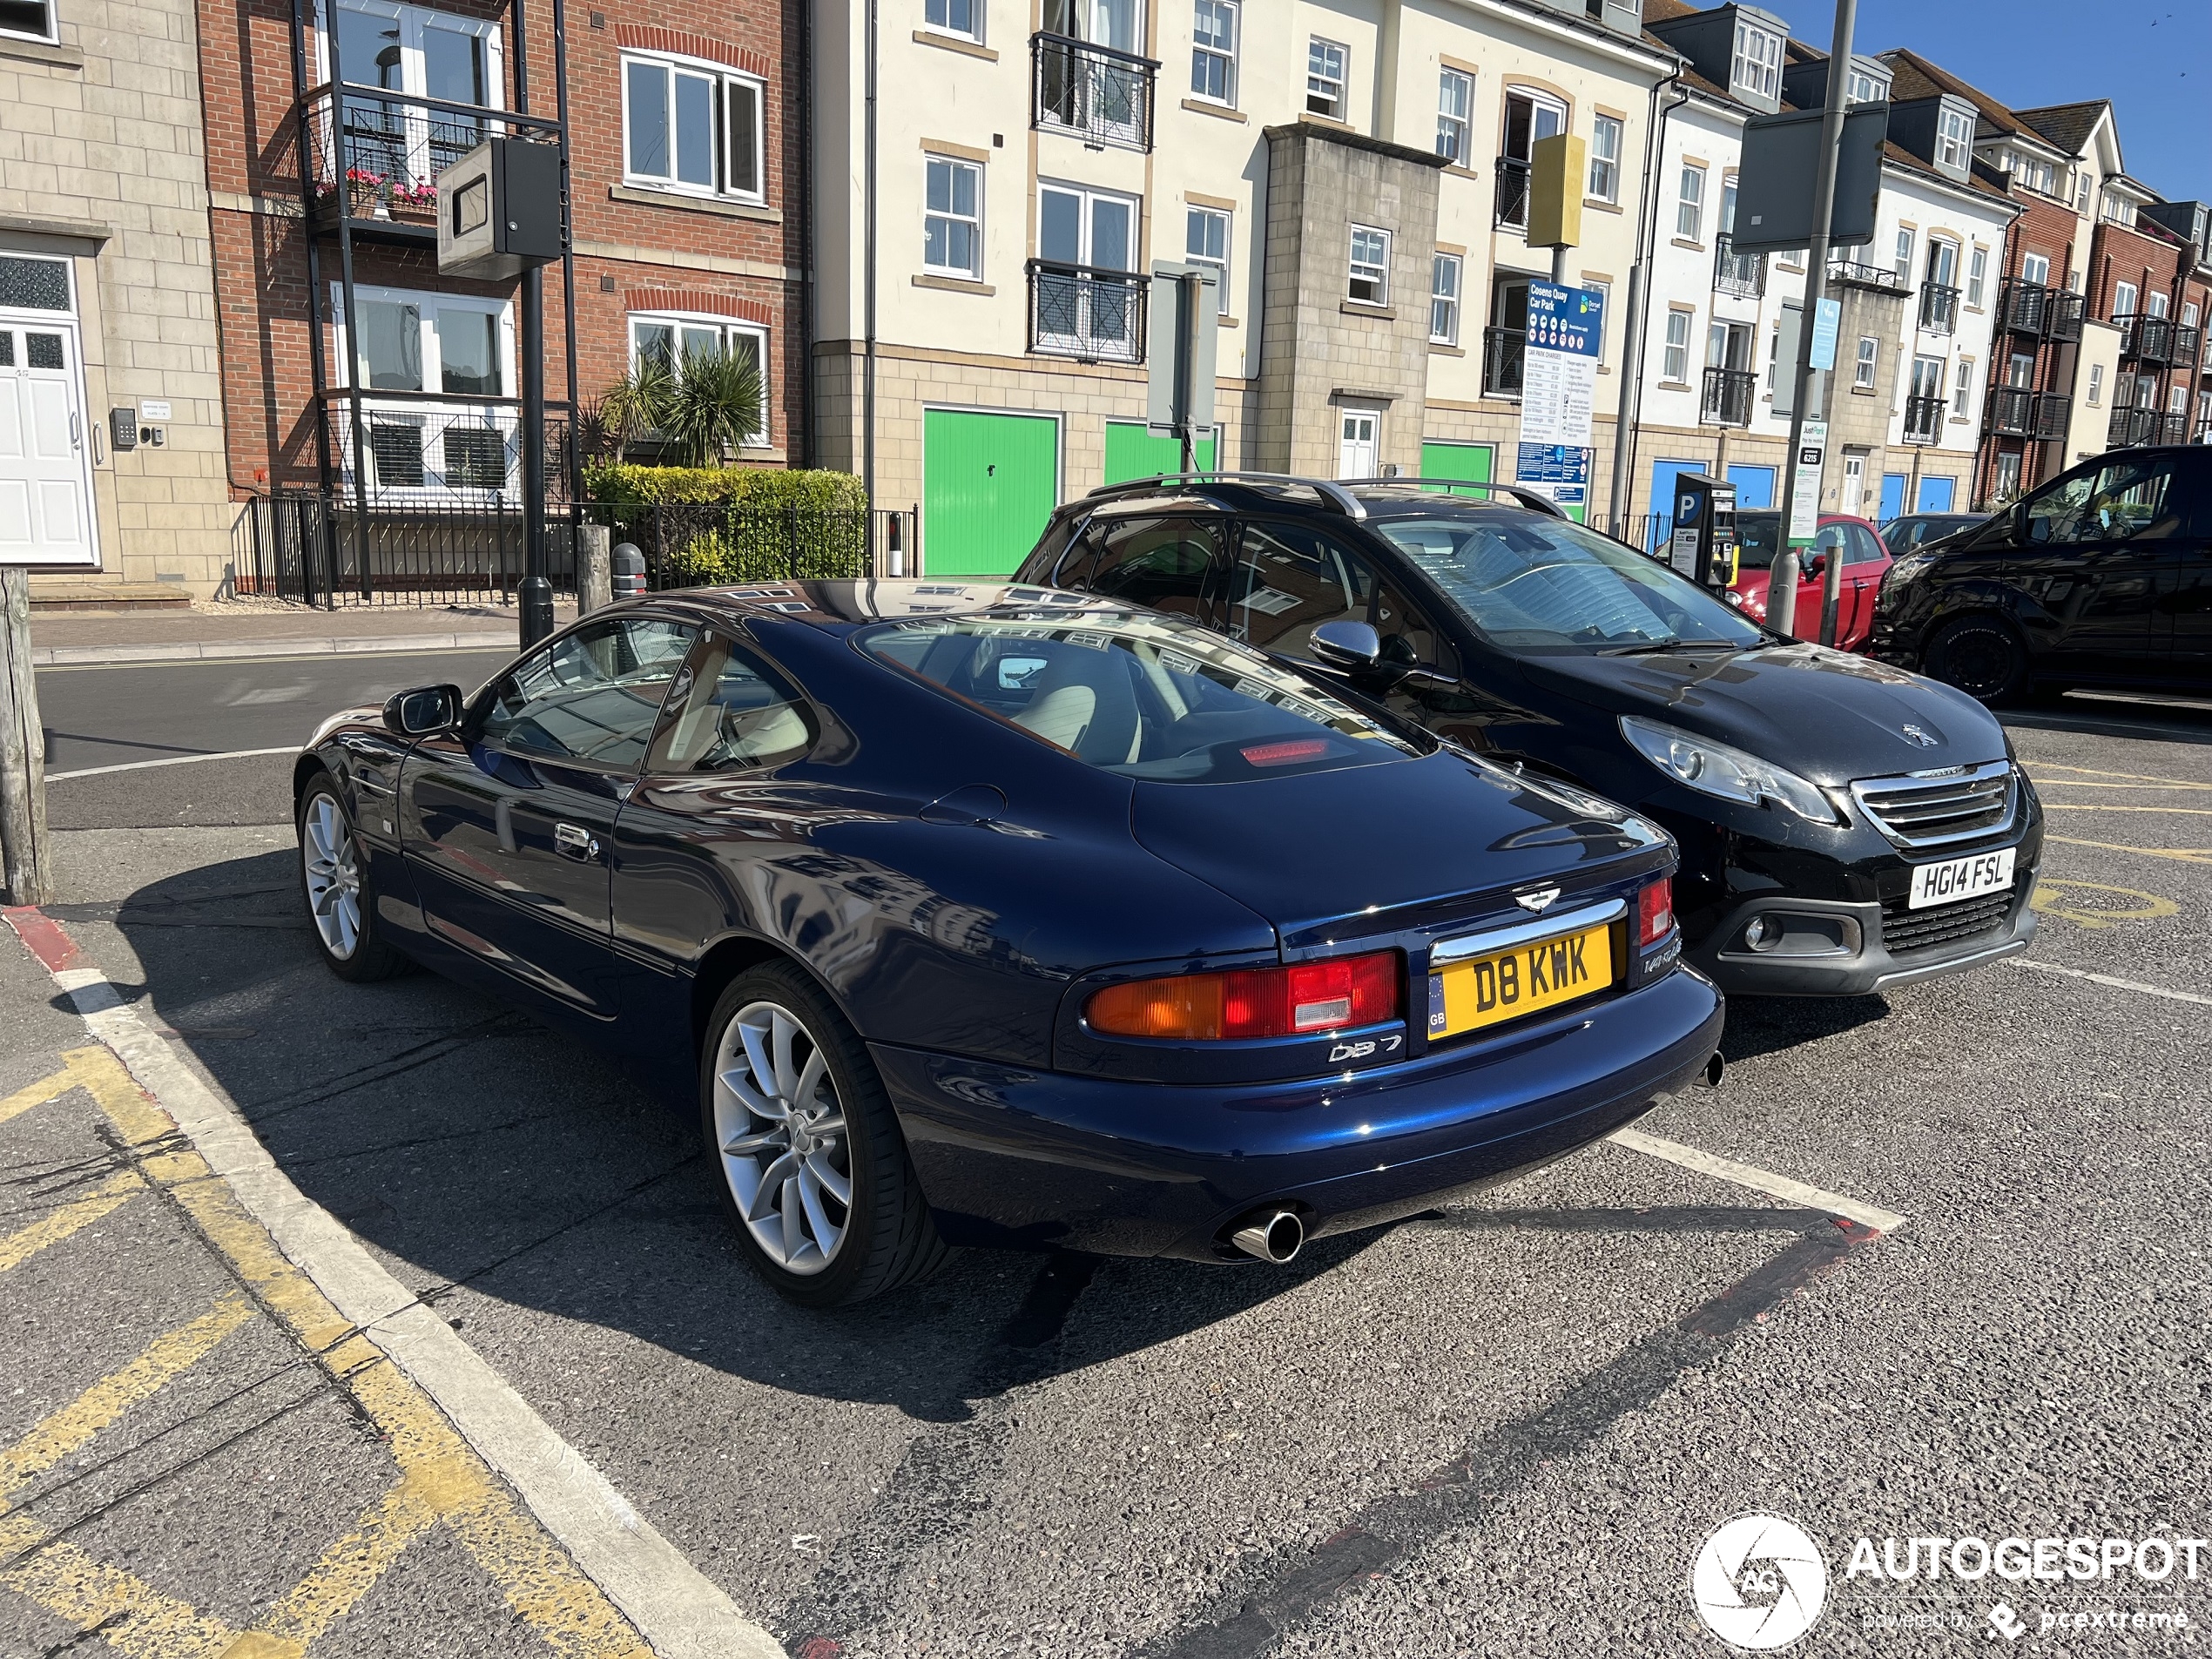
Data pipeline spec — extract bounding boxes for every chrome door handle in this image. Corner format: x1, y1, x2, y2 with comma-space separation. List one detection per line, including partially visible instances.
554, 822, 600, 860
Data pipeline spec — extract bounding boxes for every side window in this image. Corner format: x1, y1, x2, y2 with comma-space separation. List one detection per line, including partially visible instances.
649, 633, 818, 773
2027, 459, 2187, 545
1224, 520, 1366, 651
1846, 524, 1887, 567
1083, 516, 1223, 621
1367, 570, 1459, 675
477, 617, 696, 770
1811, 523, 1848, 562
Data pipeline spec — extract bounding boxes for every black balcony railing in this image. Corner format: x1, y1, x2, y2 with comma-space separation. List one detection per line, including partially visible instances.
1494, 157, 1532, 229
1701, 366, 1756, 427
1986, 386, 2034, 436
2159, 412, 2190, 445
1714, 235, 1764, 299
2047, 289, 2084, 342
321, 390, 577, 502
2032, 392, 2072, 440
2121, 314, 2176, 363
1027, 260, 1145, 362
1482, 326, 1526, 396
299, 84, 540, 238
1031, 33, 1157, 152
1828, 259, 1908, 292
1919, 282, 1961, 334
1904, 395, 1946, 444
2176, 324, 2203, 365
2000, 279, 2050, 335
2107, 405, 2159, 447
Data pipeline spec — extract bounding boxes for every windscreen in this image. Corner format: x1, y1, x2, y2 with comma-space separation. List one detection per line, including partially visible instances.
860, 609, 1426, 782
1371, 514, 1765, 653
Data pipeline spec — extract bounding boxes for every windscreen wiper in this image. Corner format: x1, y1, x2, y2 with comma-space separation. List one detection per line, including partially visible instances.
1596, 638, 1743, 657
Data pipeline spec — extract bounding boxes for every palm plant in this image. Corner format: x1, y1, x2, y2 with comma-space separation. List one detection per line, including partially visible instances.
661, 345, 765, 467
597, 354, 678, 464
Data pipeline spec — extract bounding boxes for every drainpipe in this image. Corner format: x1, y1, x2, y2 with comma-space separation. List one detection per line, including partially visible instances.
1373, 0, 1400, 143
798, 0, 815, 466
1608, 67, 1688, 538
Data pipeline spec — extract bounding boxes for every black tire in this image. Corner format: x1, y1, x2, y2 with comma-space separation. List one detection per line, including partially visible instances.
296, 775, 412, 982
1921, 614, 2030, 705
700, 963, 948, 1307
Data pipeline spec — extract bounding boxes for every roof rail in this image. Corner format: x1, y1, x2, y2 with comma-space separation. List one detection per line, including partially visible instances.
1082, 471, 1368, 520
1334, 477, 1569, 519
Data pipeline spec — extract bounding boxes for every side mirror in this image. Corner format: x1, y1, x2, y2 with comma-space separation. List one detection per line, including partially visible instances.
1803, 553, 1826, 577
1308, 619, 1382, 672
382, 684, 464, 737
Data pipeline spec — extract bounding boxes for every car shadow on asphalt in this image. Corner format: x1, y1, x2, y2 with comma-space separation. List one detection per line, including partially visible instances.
105, 848, 1387, 1423
1718, 994, 1890, 1062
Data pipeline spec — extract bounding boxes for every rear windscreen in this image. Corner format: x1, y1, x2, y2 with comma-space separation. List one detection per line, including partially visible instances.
859, 610, 1426, 782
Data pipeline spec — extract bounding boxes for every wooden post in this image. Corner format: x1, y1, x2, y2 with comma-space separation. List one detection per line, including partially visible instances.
577, 522, 612, 614
0, 566, 56, 907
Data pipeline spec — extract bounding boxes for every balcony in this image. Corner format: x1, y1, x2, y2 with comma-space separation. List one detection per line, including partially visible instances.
2159, 412, 2190, 445
1827, 259, 1908, 293
1999, 279, 2050, 336
1027, 260, 1145, 363
1482, 326, 1526, 396
320, 390, 574, 502
2107, 405, 2159, 448
1986, 386, 2034, 437
1903, 395, 1946, 445
2121, 314, 2175, 363
300, 84, 543, 244
1494, 157, 1532, 230
1700, 366, 1756, 427
2046, 290, 2084, 342
2177, 324, 2203, 366
1919, 282, 1960, 335
2032, 392, 2072, 441
1031, 34, 1157, 152
1712, 235, 1764, 300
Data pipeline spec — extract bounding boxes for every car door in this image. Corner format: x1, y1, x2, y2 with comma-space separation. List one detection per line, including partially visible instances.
2015, 454, 2187, 678
2154, 463, 2212, 684
1220, 518, 1371, 653
1073, 513, 1226, 624
399, 613, 697, 1021
1842, 523, 1890, 649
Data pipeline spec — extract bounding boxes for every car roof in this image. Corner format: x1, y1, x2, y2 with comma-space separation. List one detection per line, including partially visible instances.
642, 580, 1128, 631
1072, 472, 1570, 523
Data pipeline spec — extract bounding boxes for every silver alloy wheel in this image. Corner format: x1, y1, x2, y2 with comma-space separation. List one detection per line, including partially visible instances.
711, 1000, 852, 1274
302, 793, 363, 961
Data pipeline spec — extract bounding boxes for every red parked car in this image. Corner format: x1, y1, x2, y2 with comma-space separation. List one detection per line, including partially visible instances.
1727, 511, 1892, 649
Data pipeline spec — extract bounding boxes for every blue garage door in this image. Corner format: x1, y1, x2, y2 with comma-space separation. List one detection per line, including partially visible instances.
1879, 473, 1909, 523
1726, 464, 1777, 509
1917, 476, 1956, 511
1649, 459, 1704, 552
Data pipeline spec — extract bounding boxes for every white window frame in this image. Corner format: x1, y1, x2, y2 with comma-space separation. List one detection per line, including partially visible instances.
1936, 107, 1971, 171
1846, 69, 1881, 105
2170, 382, 2188, 416
2185, 300, 2202, 330
621, 49, 767, 203
1436, 67, 1473, 165
1954, 357, 1974, 421
2146, 291, 2169, 320
1662, 308, 1690, 384
1185, 205, 1231, 314
1, 0, 58, 44
1676, 163, 1704, 242
320, 0, 505, 192
1966, 246, 1986, 307
1347, 224, 1390, 307
922, 0, 981, 44
2020, 251, 2050, 288
1854, 334, 1878, 389
627, 311, 771, 444
2114, 280, 2139, 321
923, 153, 984, 280
2087, 363, 2103, 406
1190, 0, 1237, 106
328, 280, 516, 496
1305, 37, 1345, 119
1429, 252, 1461, 345
1588, 114, 1622, 203
1730, 19, 1781, 101
1894, 226, 1915, 288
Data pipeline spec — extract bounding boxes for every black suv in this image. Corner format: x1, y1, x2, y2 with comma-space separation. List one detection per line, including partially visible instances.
1015, 475, 2041, 998
1872, 445, 2212, 702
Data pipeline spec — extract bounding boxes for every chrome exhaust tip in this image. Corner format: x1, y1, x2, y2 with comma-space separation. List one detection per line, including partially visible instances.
1698, 1050, 1726, 1089
1230, 1208, 1305, 1264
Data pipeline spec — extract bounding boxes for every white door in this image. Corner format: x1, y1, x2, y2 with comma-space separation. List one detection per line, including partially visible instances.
1843, 451, 1867, 517
0, 320, 97, 568
1337, 408, 1378, 479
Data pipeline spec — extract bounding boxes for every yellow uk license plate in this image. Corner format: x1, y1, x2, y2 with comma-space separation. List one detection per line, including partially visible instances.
1428, 922, 1615, 1039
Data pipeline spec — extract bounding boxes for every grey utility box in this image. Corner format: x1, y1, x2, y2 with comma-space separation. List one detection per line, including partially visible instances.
437, 138, 563, 280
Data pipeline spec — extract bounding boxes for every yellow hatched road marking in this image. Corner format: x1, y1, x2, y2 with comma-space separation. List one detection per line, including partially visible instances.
2043, 804, 2212, 816
2047, 835, 2212, 867
0, 1041, 656, 1659
0, 1048, 145, 1131
0, 1168, 145, 1275
2032, 763, 2212, 789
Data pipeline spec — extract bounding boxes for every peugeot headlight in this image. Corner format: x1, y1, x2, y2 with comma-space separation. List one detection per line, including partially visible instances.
1619, 715, 1842, 826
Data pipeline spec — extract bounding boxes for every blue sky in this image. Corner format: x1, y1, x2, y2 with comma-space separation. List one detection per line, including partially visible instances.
1754, 0, 2212, 206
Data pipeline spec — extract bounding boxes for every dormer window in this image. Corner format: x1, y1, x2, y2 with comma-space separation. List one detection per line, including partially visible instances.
1846, 68, 1885, 105
1936, 106, 1972, 171
1730, 19, 1781, 102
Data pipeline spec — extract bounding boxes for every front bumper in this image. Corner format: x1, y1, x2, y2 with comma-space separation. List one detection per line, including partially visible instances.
872, 968, 1724, 1261
1687, 872, 2038, 996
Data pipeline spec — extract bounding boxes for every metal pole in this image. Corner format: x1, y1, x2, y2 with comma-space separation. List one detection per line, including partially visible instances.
513, 0, 553, 646
862, 0, 878, 506
1177, 272, 1197, 474
289, 0, 334, 609
1775, 0, 1857, 644
1608, 72, 1686, 539
551, 0, 580, 507
322, 0, 374, 604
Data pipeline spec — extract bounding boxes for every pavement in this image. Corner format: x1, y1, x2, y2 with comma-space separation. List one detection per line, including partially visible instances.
4, 644, 2210, 1658
30, 600, 573, 668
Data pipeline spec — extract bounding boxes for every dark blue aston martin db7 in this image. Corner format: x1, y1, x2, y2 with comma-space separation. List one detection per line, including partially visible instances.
294, 583, 1723, 1305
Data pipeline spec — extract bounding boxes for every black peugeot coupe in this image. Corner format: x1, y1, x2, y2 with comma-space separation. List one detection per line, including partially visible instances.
1016, 475, 2043, 998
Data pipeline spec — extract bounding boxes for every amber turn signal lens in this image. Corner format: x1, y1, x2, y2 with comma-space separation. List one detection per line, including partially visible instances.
1087, 951, 1402, 1041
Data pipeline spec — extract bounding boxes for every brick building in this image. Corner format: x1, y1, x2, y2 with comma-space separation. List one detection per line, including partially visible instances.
198, 0, 805, 556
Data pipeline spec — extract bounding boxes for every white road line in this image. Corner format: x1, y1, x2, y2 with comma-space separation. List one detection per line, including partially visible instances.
47, 747, 300, 781
2007, 956, 2212, 1009
1608, 1125, 1909, 1235
45, 963, 786, 1659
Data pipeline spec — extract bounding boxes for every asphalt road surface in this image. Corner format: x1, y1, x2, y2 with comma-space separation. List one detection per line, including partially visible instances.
7, 650, 2210, 1656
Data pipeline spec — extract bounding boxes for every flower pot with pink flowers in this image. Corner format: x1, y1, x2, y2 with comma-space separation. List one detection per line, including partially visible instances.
389, 180, 437, 223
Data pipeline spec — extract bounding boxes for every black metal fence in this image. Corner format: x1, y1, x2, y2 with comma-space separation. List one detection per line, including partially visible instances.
1031, 33, 1157, 152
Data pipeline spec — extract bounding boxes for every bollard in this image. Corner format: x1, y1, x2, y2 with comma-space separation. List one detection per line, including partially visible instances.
577, 523, 612, 614
611, 543, 646, 600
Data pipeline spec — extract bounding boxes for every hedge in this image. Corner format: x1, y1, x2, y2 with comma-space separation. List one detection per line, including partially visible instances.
583, 464, 868, 514
582, 467, 873, 585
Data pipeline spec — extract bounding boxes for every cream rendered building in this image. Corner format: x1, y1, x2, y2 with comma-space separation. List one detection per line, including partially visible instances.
0, 0, 232, 593
809, 0, 1672, 575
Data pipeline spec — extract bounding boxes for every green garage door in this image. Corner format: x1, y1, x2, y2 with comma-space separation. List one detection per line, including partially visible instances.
1103, 420, 1217, 485
923, 409, 1060, 577
1420, 441, 1494, 489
